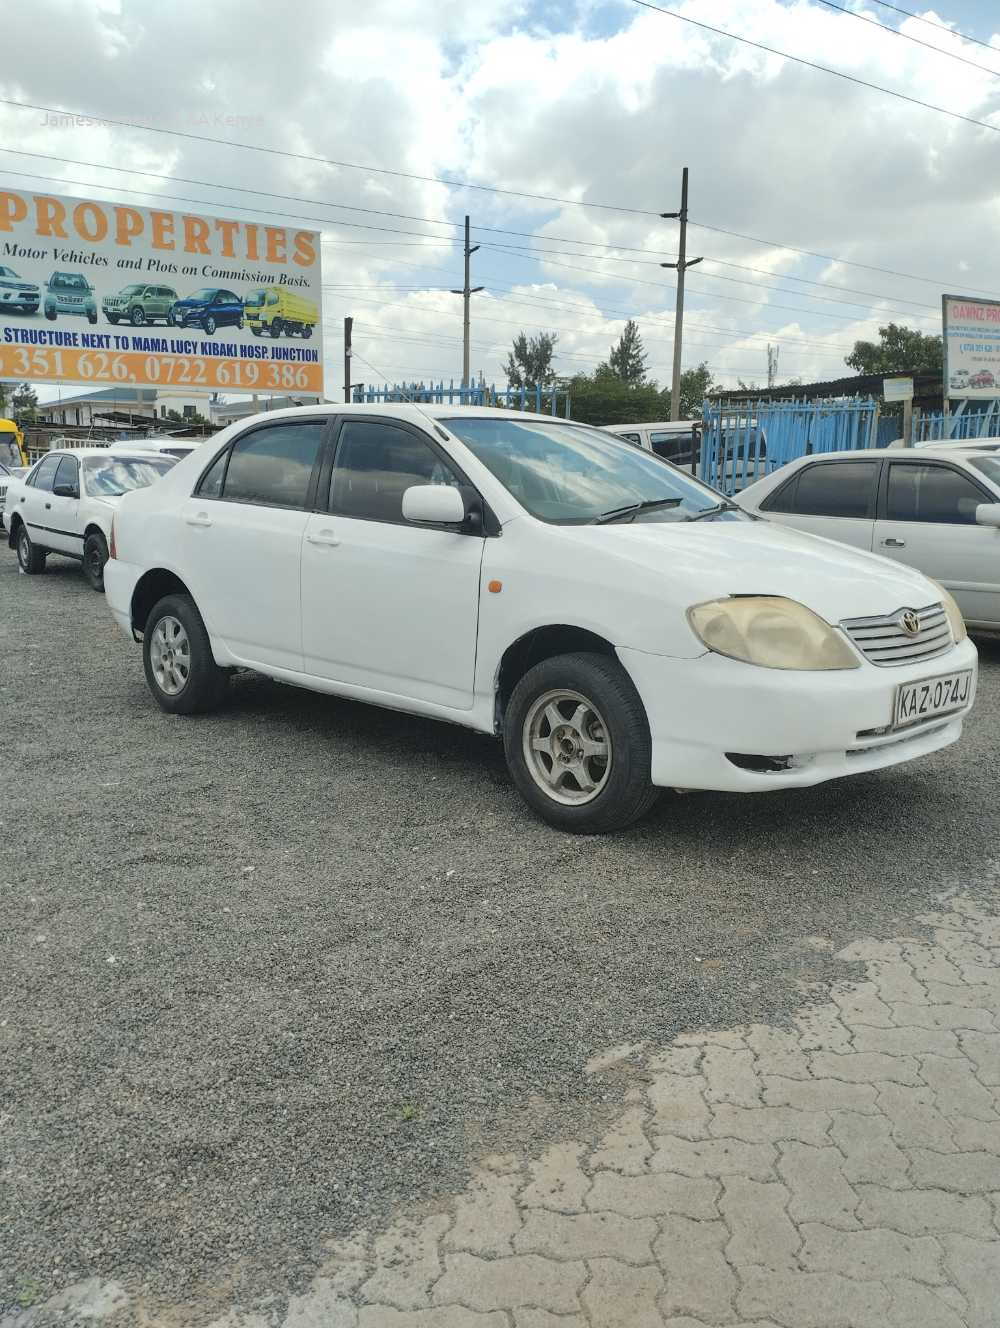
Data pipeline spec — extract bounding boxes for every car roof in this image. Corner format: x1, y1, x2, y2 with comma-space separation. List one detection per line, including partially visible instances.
603, 420, 698, 433
41, 446, 167, 459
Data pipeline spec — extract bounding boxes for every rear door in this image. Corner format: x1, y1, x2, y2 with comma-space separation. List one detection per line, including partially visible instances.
179, 418, 328, 670
874, 459, 1000, 626
759, 458, 881, 551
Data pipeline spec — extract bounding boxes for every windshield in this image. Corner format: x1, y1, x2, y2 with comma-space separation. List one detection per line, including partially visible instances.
245, 289, 267, 305
441, 416, 733, 524
184, 288, 215, 302
82, 455, 175, 497
969, 456, 1000, 489
50, 273, 88, 290
0, 266, 17, 279
118, 284, 144, 296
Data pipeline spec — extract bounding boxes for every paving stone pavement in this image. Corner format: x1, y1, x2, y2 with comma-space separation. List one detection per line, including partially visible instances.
13, 891, 1000, 1328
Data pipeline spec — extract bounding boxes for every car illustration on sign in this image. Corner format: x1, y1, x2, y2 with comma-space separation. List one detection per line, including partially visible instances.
44, 271, 97, 323
244, 287, 318, 339
103, 283, 179, 327
0, 264, 40, 314
170, 288, 244, 334
969, 370, 996, 389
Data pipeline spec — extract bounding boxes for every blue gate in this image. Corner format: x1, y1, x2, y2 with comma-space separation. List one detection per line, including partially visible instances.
700, 397, 880, 494
913, 399, 1000, 443
353, 380, 571, 416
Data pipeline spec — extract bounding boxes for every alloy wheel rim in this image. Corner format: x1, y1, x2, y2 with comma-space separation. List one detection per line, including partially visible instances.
522, 688, 612, 806
18, 530, 29, 567
150, 615, 191, 696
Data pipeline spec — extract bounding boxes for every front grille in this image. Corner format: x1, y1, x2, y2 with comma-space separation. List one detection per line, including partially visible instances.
841, 602, 952, 667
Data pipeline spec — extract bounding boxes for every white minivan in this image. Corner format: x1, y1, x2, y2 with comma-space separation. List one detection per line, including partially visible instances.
104, 406, 977, 832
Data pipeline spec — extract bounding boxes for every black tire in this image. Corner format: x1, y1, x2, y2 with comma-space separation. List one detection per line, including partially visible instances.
503, 652, 658, 833
204, 316, 216, 335
83, 531, 108, 591
270, 319, 282, 338
16, 524, 46, 574
130, 306, 146, 326
142, 594, 229, 715
250, 326, 261, 336
44, 308, 56, 321
87, 312, 98, 324
302, 325, 313, 339
107, 315, 119, 325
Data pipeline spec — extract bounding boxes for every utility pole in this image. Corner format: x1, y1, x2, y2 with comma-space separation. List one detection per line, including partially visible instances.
451, 216, 484, 390
661, 168, 702, 422
343, 316, 353, 404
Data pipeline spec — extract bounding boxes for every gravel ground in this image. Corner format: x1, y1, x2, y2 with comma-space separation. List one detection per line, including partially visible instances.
2, 545, 999, 1323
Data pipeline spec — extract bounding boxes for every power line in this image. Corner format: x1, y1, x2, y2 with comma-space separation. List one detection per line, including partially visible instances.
0, 96, 662, 218
867, 0, 1000, 54
814, 0, 1000, 76
627, 0, 1000, 135
3, 147, 994, 298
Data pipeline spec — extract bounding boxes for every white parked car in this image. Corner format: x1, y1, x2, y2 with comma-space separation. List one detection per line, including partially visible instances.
104, 406, 977, 832
738, 447, 1000, 634
603, 420, 702, 469
5, 447, 177, 590
108, 438, 199, 460
0, 459, 27, 528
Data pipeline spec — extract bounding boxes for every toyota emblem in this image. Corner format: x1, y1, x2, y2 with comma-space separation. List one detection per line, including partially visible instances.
900, 610, 921, 636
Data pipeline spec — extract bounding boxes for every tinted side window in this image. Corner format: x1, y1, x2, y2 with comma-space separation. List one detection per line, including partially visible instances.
219, 423, 324, 509
618, 432, 642, 446
887, 463, 986, 525
32, 455, 61, 492
781, 461, 878, 518
650, 431, 695, 461
330, 420, 460, 523
54, 455, 79, 493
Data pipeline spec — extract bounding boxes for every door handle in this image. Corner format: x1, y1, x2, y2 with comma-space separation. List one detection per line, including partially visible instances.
45, 502, 51, 509
307, 529, 340, 547
882, 538, 906, 548
185, 512, 212, 528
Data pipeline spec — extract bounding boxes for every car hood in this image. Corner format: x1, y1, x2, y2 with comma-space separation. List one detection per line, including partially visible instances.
174, 298, 209, 308
0, 278, 38, 292
553, 517, 941, 622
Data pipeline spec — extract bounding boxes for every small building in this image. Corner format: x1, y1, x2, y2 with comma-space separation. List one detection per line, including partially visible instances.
40, 387, 213, 427
210, 394, 325, 427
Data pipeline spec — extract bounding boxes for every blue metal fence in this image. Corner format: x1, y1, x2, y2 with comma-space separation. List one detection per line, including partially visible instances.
700, 397, 879, 494
913, 398, 1000, 443
352, 380, 571, 416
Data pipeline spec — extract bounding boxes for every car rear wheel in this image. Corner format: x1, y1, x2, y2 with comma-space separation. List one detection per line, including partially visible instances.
83, 531, 108, 591
503, 652, 658, 833
302, 325, 313, 339
16, 525, 46, 574
143, 594, 229, 715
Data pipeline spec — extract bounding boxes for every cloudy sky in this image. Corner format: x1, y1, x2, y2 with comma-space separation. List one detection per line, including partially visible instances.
2, 0, 1000, 403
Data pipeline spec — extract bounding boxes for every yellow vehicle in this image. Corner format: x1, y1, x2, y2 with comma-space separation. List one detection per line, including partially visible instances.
0, 418, 28, 468
244, 287, 318, 339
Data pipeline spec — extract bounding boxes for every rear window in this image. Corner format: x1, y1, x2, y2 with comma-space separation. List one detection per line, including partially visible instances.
764, 461, 879, 519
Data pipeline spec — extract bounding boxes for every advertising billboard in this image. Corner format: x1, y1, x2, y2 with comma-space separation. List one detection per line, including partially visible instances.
942, 294, 1000, 400
0, 188, 323, 396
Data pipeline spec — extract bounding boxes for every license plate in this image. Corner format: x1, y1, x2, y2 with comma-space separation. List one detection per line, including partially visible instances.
894, 669, 973, 729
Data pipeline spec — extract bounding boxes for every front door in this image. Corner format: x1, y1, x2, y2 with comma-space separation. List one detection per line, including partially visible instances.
874, 459, 1000, 627
20, 453, 61, 548
301, 416, 484, 710
179, 418, 327, 671
46, 454, 85, 555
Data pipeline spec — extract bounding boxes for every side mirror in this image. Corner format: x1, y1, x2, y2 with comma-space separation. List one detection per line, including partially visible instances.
53, 482, 79, 499
975, 502, 1000, 528
401, 484, 466, 526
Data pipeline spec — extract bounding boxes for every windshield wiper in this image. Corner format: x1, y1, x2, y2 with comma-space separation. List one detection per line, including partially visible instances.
683, 500, 742, 523
594, 497, 684, 524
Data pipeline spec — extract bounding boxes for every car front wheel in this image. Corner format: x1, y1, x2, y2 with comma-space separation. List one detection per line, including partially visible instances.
204, 316, 216, 335
143, 594, 229, 715
16, 525, 47, 574
503, 652, 658, 833
83, 531, 108, 591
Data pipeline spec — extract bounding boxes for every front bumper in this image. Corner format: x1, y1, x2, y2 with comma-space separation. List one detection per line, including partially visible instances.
619, 638, 978, 792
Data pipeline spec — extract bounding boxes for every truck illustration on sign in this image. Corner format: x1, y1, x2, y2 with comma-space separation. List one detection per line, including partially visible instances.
244, 287, 318, 338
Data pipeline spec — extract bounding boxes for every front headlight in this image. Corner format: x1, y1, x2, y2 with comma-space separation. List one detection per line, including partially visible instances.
688, 596, 861, 670
927, 579, 967, 644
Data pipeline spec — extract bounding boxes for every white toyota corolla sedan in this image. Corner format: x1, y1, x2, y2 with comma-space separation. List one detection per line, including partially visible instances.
104, 406, 977, 832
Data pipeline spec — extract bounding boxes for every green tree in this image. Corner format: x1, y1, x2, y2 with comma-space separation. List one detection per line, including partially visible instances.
845, 323, 942, 376
597, 319, 649, 385
660, 363, 714, 419
566, 373, 663, 425
505, 331, 558, 389
11, 382, 39, 422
